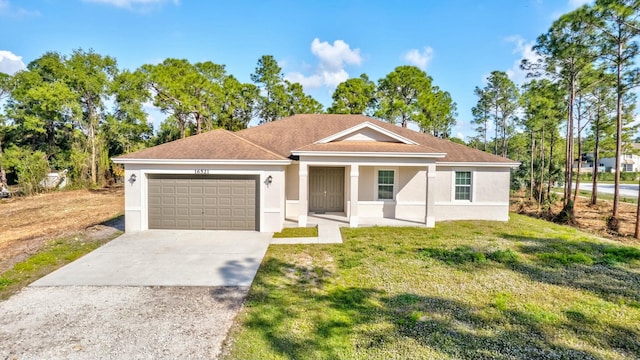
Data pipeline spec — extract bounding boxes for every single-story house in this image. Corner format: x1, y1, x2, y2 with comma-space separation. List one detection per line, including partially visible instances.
113, 114, 519, 233
600, 144, 640, 172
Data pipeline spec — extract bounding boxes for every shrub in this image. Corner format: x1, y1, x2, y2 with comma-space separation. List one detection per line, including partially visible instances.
2, 146, 50, 195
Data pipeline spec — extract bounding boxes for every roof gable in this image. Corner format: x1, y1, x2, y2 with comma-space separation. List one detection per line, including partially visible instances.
315, 122, 418, 145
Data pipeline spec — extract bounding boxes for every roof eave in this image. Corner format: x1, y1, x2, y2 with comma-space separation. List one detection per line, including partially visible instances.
291, 151, 447, 158
436, 161, 521, 168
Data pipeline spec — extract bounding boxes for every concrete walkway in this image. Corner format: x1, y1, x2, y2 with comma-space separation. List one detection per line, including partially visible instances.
31, 230, 271, 287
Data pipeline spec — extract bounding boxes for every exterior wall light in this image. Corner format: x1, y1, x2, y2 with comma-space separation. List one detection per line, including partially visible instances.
265, 175, 273, 186
128, 173, 137, 185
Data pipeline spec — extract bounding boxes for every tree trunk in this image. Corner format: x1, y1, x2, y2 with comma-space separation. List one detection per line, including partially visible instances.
610, 44, 623, 232
591, 112, 600, 205
547, 131, 555, 202
90, 121, 97, 184
573, 106, 583, 203
530, 131, 535, 201
635, 175, 640, 239
539, 126, 545, 206
483, 116, 487, 152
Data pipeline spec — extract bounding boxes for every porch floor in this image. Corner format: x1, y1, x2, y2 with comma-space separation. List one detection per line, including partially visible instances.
284, 213, 429, 228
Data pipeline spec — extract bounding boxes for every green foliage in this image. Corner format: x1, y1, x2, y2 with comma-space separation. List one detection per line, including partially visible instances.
374, 65, 432, 128
251, 55, 322, 123
328, 74, 376, 114
2, 146, 49, 195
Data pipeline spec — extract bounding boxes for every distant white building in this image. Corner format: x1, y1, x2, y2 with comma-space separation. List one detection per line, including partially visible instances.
600, 144, 640, 172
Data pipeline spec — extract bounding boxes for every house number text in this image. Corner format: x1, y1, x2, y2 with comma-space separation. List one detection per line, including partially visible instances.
194, 169, 209, 175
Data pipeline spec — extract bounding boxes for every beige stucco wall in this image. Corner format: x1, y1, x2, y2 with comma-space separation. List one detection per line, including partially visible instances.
356, 166, 427, 222
120, 163, 287, 233
434, 166, 511, 221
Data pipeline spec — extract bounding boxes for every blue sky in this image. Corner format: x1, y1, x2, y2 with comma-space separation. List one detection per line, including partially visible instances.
0, 0, 591, 139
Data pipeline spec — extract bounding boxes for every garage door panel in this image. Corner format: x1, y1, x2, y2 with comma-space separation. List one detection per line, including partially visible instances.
148, 175, 258, 230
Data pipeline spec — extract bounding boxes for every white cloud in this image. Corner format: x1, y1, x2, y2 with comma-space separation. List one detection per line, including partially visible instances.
0, 0, 39, 17
403, 47, 434, 70
504, 35, 541, 85
284, 38, 362, 89
0, 50, 26, 75
83, 0, 179, 10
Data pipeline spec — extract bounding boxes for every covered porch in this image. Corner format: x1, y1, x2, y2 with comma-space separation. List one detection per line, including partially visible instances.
285, 155, 440, 228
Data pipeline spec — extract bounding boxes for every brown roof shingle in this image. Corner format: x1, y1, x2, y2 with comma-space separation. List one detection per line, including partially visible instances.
116, 114, 518, 164
238, 114, 517, 163
116, 129, 287, 161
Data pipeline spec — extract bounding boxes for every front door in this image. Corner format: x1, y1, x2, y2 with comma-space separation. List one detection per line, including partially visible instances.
309, 167, 345, 213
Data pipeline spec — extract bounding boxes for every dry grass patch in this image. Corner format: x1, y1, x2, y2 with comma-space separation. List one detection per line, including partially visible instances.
0, 187, 123, 273
222, 215, 640, 359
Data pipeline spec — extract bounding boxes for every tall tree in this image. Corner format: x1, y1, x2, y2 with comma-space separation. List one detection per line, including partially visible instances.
526, 5, 598, 221
283, 81, 323, 115
328, 74, 376, 114
475, 71, 520, 157
0, 71, 12, 190
251, 55, 322, 122
251, 55, 285, 123
218, 75, 259, 131
375, 66, 433, 128
472, 87, 491, 151
66, 49, 118, 184
521, 79, 565, 204
586, 76, 616, 205
142, 59, 226, 137
418, 86, 457, 138
592, 0, 640, 233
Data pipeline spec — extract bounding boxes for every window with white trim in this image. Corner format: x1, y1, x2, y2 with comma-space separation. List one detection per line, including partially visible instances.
377, 170, 395, 200
455, 171, 472, 201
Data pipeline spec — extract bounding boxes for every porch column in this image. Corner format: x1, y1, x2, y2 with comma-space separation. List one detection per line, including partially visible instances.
425, 164, 436, 227
298, 162, 308, 227
349, 164, 359, 227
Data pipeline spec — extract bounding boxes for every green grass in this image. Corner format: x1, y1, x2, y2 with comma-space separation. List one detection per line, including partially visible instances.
273, 226, 318, 238
0, 233, 120, 300
223, 214, 640, 360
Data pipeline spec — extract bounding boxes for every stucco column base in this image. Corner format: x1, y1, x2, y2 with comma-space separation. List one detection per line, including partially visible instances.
298, 215, 308, 227
425, 216, 435, 228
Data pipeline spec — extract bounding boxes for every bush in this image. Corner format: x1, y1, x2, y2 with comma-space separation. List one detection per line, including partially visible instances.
2, 146, 50, 195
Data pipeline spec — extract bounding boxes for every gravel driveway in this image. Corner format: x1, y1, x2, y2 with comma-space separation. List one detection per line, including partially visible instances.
0, 286, 247, 359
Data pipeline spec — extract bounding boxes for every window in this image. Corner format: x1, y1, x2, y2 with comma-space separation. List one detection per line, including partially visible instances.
455, 171, 472, 201
377, 170, 395, 200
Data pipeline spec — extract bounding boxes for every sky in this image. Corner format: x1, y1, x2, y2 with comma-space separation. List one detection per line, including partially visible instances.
0, 0, 593, 139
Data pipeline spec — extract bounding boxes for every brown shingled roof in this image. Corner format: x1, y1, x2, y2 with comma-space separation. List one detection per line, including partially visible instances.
116, 129, 287, 161
116, 114, 518, 164
237, 114, 517, 163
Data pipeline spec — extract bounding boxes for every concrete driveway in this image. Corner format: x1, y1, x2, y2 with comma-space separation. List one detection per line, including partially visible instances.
1, 230, 271, 359
31, 230, 271, 287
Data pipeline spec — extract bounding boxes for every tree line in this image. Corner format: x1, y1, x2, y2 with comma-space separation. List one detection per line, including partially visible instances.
0, 53, 456, 194
469, 0, 640, 237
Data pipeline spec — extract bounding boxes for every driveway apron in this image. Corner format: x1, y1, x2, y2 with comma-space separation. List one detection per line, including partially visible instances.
31, 230, 272, 287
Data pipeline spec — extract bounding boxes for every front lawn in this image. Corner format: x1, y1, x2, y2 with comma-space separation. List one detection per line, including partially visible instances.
222, 214, 640, 359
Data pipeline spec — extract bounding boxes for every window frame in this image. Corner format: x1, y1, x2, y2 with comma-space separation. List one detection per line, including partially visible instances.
453, 170, 473, 202
375, 168, 396, 201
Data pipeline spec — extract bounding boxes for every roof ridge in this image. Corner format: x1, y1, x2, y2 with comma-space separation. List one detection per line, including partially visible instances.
227, 130, 289, 160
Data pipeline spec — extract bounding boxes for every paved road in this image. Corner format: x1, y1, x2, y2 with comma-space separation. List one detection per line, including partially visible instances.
577, 182, 639, 198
